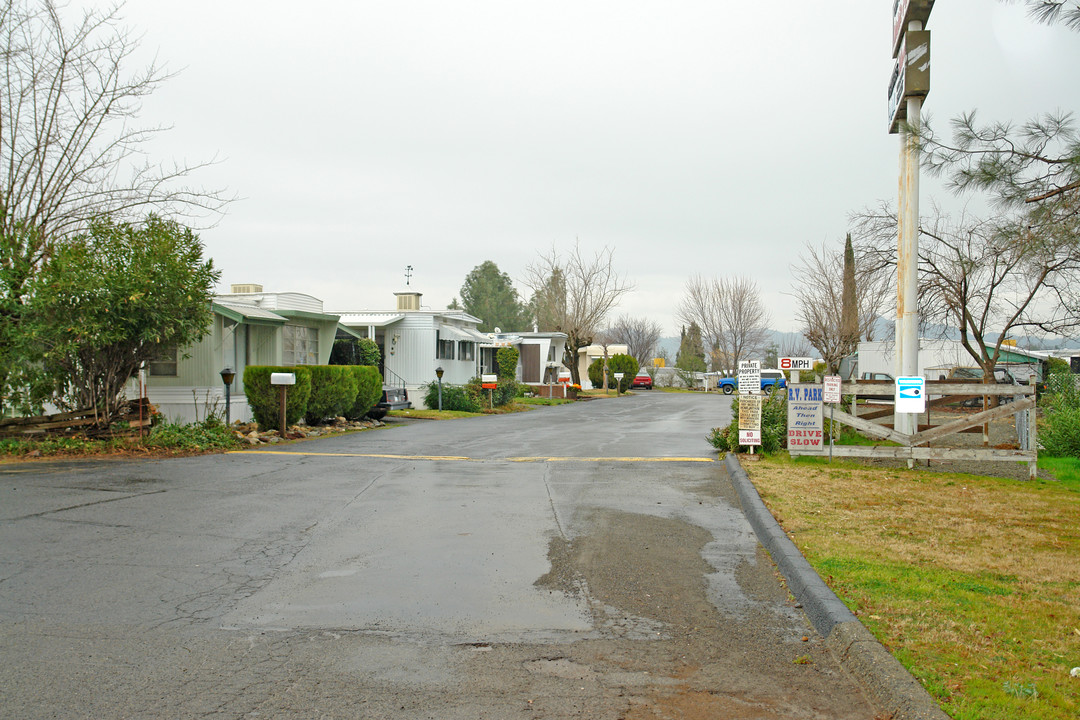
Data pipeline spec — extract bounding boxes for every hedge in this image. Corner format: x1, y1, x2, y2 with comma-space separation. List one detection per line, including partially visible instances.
347, 366, 383, 420
243, 366, 312, 431
305, 365, 358, 424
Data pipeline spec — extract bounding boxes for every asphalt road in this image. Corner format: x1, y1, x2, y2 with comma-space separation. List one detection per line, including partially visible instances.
0, 391, 877, 719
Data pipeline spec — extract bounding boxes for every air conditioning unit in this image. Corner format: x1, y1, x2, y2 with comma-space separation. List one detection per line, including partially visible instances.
230, 283, 263, 294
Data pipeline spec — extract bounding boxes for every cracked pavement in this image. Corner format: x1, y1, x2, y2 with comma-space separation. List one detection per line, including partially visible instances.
0, 392, 878, 718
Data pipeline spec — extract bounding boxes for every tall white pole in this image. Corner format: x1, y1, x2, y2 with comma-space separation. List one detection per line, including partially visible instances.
896, 20, 923, 436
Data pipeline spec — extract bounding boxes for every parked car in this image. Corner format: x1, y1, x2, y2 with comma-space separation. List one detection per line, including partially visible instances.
945, 366, 1018, 406
945, 366, 1018, 384
716, 369, 787, 395
631, 371, 653, 390
857, 372, 895, 401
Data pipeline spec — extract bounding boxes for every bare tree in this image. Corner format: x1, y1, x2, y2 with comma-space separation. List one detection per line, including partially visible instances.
791, 236, 892, 373
855, 202, 1080, 385
677, 275, 770, 376
523, 242, 634, 386
1, 0, 229, 306
604, 314, 663, 368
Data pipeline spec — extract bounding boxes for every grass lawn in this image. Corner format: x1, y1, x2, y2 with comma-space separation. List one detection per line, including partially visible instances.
742, 454, 1080, 720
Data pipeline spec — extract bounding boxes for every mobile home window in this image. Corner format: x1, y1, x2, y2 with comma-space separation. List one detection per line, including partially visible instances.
458, 341, 475, 361
149, 345, 178, 376
283, 325, 319, 365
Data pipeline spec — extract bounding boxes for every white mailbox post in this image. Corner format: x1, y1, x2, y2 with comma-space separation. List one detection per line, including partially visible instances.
270, 372, 296, 432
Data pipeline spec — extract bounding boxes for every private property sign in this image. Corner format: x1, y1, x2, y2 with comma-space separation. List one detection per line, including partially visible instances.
738, 360, 761, 395
787, 384, 824, 455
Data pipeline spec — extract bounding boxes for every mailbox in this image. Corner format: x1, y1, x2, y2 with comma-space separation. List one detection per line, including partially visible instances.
271, 373, 296, 385
481, 374, 497, 389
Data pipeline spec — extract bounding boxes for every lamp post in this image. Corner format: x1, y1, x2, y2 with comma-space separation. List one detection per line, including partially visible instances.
219, 367, 236, 425
435, 366, 444, 411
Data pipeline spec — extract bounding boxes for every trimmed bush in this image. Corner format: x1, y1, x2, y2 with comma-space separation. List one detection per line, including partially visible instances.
587, 353, 640, 392
305, 365, 358, 424
496, 346, 519, 381
346, 365, 383, 420
423, 381, 483, 413
243, 366, 312, 431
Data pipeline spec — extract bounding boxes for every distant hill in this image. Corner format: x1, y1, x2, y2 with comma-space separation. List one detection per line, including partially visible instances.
653, 320, 1076, 367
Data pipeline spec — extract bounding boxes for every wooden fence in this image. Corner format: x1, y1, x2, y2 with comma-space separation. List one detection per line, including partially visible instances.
0, 398, 154, 438
789, 380, 1038, 479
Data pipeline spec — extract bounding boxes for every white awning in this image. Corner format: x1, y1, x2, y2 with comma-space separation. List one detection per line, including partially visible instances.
439, 326, 486, 342
337, 313, 405, 328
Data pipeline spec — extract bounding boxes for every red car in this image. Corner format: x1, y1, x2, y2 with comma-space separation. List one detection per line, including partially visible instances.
631, 372, 653, 390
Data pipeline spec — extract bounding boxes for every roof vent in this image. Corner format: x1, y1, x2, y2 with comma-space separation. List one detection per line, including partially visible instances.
395, 292, 422, 311
231, 283, 263, 294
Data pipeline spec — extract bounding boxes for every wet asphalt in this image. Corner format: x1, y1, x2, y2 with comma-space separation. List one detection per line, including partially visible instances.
0, 391, 878, 718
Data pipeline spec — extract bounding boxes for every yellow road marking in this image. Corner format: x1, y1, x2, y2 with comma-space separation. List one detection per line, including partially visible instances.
226, 450, 715, 463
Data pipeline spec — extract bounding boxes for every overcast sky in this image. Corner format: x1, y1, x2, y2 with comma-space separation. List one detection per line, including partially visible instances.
90, 0, 1080, 334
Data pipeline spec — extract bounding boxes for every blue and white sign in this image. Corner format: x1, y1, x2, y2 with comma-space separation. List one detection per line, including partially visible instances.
895, 376, 926, 413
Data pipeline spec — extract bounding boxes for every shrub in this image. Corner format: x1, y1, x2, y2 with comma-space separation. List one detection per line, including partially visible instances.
423, 381, 482, 413
1041, 392, 1080, 458
496, 346, 519, 380
243, 366, 312, 431
145, 418, 241, 452
346, 366, 383, 420
708, 390, 788, 454
588, 353, 639, 392
304, 365, 358, 424
330, 336, 381, 366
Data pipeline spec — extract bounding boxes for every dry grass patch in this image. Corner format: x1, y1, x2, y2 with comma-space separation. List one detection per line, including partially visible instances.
744, 455, 1080, 720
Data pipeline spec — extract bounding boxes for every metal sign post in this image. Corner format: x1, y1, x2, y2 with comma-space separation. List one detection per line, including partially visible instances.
823, 375, 842, 461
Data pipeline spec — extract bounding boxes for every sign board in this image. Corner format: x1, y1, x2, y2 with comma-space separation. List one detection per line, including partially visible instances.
888, 30, 931, 134
739, 429, 762, 447
738, 360, 761, 395
739, 394, 762, 431
892, 0, 935, 58
270, 373, 296, 385
787, 384, 824, 455
823, 375, 842, 404
780, 357, 812, 371
481, 373, 498, 390
895, 376, 926, 413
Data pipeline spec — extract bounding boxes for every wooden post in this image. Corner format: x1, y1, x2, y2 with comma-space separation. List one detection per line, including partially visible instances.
279, 386, 288, 434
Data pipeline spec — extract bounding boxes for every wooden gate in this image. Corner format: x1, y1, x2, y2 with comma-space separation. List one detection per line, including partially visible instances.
788, 380, 1038, 479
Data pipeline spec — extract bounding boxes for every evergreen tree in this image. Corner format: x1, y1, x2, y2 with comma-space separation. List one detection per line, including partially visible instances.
459, 261, 530, 332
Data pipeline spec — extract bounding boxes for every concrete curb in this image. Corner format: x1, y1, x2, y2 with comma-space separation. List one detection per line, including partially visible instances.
724, 453, 950, 720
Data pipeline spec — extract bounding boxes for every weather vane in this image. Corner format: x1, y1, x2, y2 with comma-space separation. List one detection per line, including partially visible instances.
405, 265, 413, 286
